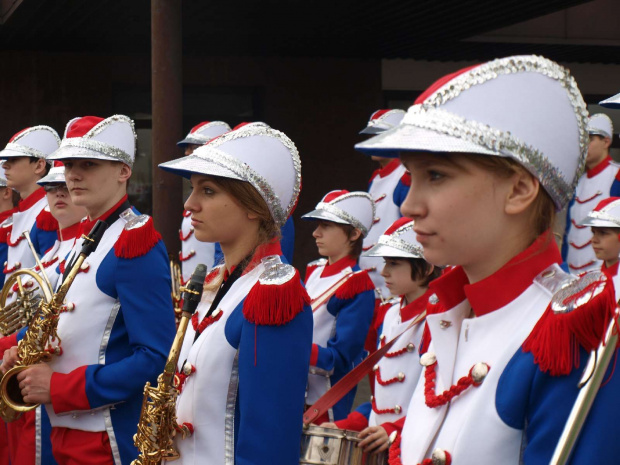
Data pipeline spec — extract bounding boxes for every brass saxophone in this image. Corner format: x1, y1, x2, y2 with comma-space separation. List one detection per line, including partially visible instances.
132, 263, 207, 464
0, 220, 108, 423
170, 259, 183, 323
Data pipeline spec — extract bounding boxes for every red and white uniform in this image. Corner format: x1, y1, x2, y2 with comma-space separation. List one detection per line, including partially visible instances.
563, 156, 620, 273
4, 188, 56, 281
393, 234, 620, 464
360, 159, 408, 299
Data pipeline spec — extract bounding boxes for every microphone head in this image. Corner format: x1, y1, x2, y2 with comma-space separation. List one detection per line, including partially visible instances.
182, 264, 207, 315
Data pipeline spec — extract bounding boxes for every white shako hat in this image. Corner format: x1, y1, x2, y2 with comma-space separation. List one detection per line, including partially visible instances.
600, 93, 620, 109
37, 161, 65, 185
0, 126, 60, 161
159, 123, 301, 228
355, 55, 589, 211
177, 121, 231, 146
360, 109, 406, 135
579, 197, 620, 228
301, 190, 376, 238
587, 113, 613, 139
363, 217, 423, 259
48, 115, 137, 167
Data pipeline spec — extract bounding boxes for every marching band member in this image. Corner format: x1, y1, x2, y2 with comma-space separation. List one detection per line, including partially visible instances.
0, 166, 19, 276
159, 123, 312, 464
2, 162, 85, 465
2, 114, 175, 464
177, 121, 231, 281
358, 109, 409, 302
580, 197, 620, 300
301, 190, 375, 423
562, 113, 620, 273
356, 55, 620, 464
0, 126, 60, 282
324, 217, 441, 454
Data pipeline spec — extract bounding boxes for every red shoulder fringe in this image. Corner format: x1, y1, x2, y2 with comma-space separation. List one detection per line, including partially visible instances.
114, 216, 162, 259
36, 209, 59, 232
334, 270, 375, 301
523, 273, 617, 376
243, 268, 310, 326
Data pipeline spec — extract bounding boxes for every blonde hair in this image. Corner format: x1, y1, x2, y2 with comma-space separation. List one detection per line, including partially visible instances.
202, 175, 281, 293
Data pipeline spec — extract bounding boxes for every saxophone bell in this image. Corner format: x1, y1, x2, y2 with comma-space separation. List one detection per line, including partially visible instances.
132, 263, 207, 465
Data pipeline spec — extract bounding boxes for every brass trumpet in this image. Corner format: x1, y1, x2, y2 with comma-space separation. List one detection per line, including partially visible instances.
0, 221, 108, 422
132, 263, 207, 464
0, 230, 54, 336
170, 259, 183, 323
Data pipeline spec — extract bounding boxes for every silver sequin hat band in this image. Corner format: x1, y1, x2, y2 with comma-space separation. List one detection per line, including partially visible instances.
363, 220, 424, 259
37, 166, 66, 185
49, 115, 136, 167
0, 126, 61, 160
354, 55, 589, 210
301, 192, 375, 237
160, 125, 301, 228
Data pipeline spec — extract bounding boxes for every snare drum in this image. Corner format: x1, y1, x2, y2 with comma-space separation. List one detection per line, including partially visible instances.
300, 425, 388, 465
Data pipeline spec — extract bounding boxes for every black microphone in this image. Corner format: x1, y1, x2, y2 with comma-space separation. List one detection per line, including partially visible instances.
181, 264, 207, 316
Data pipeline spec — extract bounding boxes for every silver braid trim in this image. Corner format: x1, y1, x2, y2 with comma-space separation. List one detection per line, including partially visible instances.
410, 55, 588, 209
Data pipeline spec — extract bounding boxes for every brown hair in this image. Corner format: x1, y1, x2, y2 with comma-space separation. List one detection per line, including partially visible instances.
339, 223, 364, 260
202, 175, 281, 293
457, 153, 556, 243
408, 258, 442, 287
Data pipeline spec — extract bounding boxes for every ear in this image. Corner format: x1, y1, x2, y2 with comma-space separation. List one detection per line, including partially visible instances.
1, 187, 10, 201
349, 228, 362, 242
604, 137, 612, 149
504, 169, 540, 216
34, 159, 48, 177
246, 211, 259, 221
118, 163, 132, 183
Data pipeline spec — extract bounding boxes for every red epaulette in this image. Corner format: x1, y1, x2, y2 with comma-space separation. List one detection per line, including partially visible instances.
334, 269, 375, 301
400, 171, 411, 187
243, 263, 310, 326
304, 258, 327, 283
36, 208, 59, 232
523, 270, 616, 376
114, 215, 162, 259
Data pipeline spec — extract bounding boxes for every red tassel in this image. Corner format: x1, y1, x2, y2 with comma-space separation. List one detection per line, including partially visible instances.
334, 270, 375, 301
523, 273, 617, 376
243, 269, 311, 326
114, 216, 162, 259
36, 208, 59, 232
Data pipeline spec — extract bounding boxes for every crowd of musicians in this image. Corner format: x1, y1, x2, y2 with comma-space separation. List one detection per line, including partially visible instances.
0, 54, 618, 464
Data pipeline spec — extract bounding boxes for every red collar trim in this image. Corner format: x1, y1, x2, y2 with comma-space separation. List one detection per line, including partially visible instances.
58, 222, 82, 242
17, 187, 45, 212
370, 159, 402, 182
428, 266, 468, 311
464, 231, 561, 317
224, 240, 284, 279
602, 261, 619, 278
183, 210, 191, 218
587, 156, 611, 178
79, 195, 129, 235
320, 255, 357, 278
401, 289, 432, 321
0, 208, 17, 224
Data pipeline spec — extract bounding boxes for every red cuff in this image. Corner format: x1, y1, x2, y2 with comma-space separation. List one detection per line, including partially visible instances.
50, 366, 90, 414
310, 344, 319, 366
0, 333, 18, 357
381, 420, 402, 437
335, 411, 368, 432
